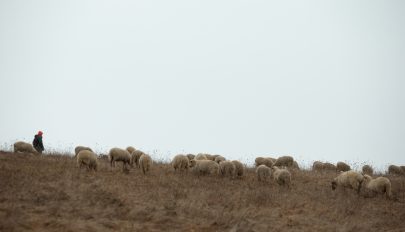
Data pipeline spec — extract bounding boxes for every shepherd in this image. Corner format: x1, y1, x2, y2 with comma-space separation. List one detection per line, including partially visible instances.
33, 131, 45, 153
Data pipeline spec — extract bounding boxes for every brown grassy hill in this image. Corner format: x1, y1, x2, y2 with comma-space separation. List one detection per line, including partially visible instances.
0, 151, 404, 232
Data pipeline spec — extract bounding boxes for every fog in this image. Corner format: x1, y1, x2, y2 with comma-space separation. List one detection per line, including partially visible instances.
1, 0, 404, 170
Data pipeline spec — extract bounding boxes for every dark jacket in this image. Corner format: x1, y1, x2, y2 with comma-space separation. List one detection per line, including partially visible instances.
33, 135, 44, 152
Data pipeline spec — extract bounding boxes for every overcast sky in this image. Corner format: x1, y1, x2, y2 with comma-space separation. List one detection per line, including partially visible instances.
1, 1, 404, 170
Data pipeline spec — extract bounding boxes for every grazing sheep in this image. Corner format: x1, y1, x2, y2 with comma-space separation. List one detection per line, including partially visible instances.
98, 154, 109, 160
205, 154, 220, 161
126, 146, 136, 154
195, 153, 208, 160
256, 165, 271, 182
186, 154, 195, 161
273, 156, 294, 167
363, 175, 392, 199
139, 154, 152, 175
189, 159, 219, 176
109, 148, 132, 171
255, 157, 274, 168
219, 161, 236, 177
337, 162, 351, 172
13, 141, 38, 155
312, 161, 324, 171
388, 165, 403, 175
232, 160, 245, 177
131, 150, 145, 168
272, 166, 291, 187
171, 154, 190, 172
323, 162, 337, 171
362, 165, 374, 176
214, 155, 226, 163
331, 170, 364, 194
77, 150, 98, 171
74, 146, 93, 157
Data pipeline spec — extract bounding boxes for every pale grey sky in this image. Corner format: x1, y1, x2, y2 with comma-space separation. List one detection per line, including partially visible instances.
1, 1, 404, 170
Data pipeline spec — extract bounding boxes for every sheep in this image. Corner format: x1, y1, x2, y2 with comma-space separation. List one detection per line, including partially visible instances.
323, 162, 337, 171
108, 148, 132, 171
312, 161, 324, 171
186, 154, 195, 161
219, 161, 236, 178
214, 155, 226, 163
77, 150, 98, 171
232, 160, 245, 177
273, 156, 294, 167
205, 154, 219, 161
131, 150, 145, 168
362, 165, 374, 176
331, 170, 364, 194
362, 175, 392, 199
256, 165, 271, 182
388, 165, 403, 175
98, 154, 109, 160
13, 141, 38, 155
189, 159, 219, 176
312, 162, 336, 172
126, 146, 136, 154
139, 154, 152, 175
195, 153, 208, 160
171, 154, 190, 172
272, 166, 291, 187
74, 146, 93, 157
255, 157, 274, 168
336, 162, 351, 172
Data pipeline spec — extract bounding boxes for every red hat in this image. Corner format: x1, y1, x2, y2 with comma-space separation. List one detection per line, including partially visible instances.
38, 131, 43, 135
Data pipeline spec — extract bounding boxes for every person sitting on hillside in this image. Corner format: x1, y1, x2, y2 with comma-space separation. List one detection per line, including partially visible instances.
32, 131, 44, 153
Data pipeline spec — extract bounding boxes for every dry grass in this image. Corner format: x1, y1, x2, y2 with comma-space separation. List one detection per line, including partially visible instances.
0, 151, 404, 232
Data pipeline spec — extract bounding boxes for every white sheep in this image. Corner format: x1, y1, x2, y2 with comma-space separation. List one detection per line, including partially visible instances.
362, 165, 374, 176
255, 157, 274, 168
331, 170, 364, 194
388, 165, 403, 175
362, 175, 392, 199
139, 154, 152, 175
272, 166, 291, 187
77, 150, 98, 171
336, 161, 351, 172
273, 156, 294, 167
195, 153, 208, 160
131, 150, 145, 168
74, 146, 93, 157
189, 159, 219, 176
186, 154, 195, 161
171, 154, 190, 172
108, 148, 132, 171
232, 160, 245, 177
13, 141, 38, 155
312, 161, 324, 171
323, 162, 337, 171
214, 155, 226, 163
256, 164, 271, 182
205, 154, 219, 161
126, 146, 136, 154
219, 161, 236, 178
